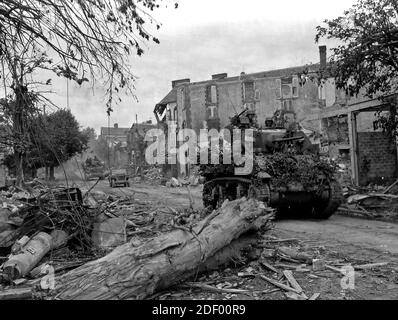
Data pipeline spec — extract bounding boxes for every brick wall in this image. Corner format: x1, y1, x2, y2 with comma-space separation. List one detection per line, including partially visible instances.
357, 132, 397, 185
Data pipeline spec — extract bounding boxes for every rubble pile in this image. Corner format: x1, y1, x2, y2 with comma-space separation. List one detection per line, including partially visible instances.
0, 184, 212, 299
0, 185, 93, 251
87, 190, 205, 247
338, 179, 398, 221
157, 236, 395, 300
143, 166, 163, 181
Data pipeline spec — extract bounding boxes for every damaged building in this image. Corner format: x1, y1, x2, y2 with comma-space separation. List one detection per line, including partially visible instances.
310, 93, 398, 186
127, 120, 157, 175
99, 123, 130, 168
154, 46, 398, 185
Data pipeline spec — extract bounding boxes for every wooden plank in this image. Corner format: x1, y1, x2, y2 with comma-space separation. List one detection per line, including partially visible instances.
325, 264, 344, 274
309, 293, 320, 300
354, 262, 389, 270
184, 282, 250, 294
278, 246, 312, 263
0, 287, 32, 300
260, 261, 279, 274
283, 270, 303, 293
260, 275, 300, 294
382, 180, 398, 194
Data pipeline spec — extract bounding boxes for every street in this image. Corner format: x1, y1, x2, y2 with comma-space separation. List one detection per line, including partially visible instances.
90, 180, 398, 255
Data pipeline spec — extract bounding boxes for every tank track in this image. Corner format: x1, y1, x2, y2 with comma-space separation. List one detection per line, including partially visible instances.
311, 179, 344, 219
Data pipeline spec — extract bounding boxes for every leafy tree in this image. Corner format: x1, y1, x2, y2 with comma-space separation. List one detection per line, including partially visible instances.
37, 109, 90, 180
0, 92, 41, 183
93, 136, 110, 166
315, 0, 398, 135
82, 127, 97, 142
0, 0, 176, 184
0, 0, 177, 105
3, 109, 90, 180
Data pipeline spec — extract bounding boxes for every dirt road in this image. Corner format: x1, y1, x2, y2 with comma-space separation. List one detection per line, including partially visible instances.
91, 180, 398, 256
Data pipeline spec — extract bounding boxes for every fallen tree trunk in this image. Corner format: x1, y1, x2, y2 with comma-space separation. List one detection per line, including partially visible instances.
52, 198, 274, 300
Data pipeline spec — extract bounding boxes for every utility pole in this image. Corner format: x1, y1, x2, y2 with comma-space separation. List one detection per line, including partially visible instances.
107, 114, 111, 174
66, 78, 70, 110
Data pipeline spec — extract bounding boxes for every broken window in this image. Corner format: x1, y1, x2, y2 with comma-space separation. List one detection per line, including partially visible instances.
173, 107, 178, 123
243, 81, 255, 101
206, 85, 217, 104
255, 89, 260, 100
276, 76, 299, 99
292, 76, 299, 98
319, 80, 326, 100
275, 79, 282, 99
282, 84, 292, 98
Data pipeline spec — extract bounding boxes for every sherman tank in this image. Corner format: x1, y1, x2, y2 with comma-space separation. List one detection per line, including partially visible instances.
200, 109, 343, 219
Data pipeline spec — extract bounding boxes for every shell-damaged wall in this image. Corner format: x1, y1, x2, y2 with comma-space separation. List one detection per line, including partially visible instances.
175, 72, 323, 134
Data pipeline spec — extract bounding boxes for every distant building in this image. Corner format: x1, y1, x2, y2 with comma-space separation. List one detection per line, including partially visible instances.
99, 123, 130, 168
99, 123, 130, 143
127, 120, 157, 174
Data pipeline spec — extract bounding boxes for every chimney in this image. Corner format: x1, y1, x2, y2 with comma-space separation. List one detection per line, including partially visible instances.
114, 123, 118, 128
172, 78, 190, 88
319, 45, 327, 70
212, 73, 228, 80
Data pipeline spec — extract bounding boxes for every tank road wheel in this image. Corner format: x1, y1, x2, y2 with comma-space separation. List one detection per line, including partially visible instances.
203, 179, 251, 210
312, 180, 343, 219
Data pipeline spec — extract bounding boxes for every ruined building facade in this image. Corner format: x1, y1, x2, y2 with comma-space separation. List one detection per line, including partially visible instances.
155, 46, 398, 185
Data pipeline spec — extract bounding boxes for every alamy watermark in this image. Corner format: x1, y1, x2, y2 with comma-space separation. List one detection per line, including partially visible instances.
144, 121, 254, 175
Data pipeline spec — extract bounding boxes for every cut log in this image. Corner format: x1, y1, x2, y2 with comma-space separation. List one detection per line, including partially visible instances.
51, 198, 274, 300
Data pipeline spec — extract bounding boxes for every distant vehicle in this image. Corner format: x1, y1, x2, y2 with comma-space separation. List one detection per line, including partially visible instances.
82, 157, 106, 181
109, 169, 130, 188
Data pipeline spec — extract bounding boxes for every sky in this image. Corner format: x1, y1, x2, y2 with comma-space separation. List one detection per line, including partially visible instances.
47, 0, 357, 134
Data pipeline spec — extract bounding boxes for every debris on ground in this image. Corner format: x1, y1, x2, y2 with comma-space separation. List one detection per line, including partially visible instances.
338, 180, 398, 221
166, 177, 181, 188
1, 180, 397, 300
143, 166, 163, 181
151, 232, 397, 301
49, 198, 274, 299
